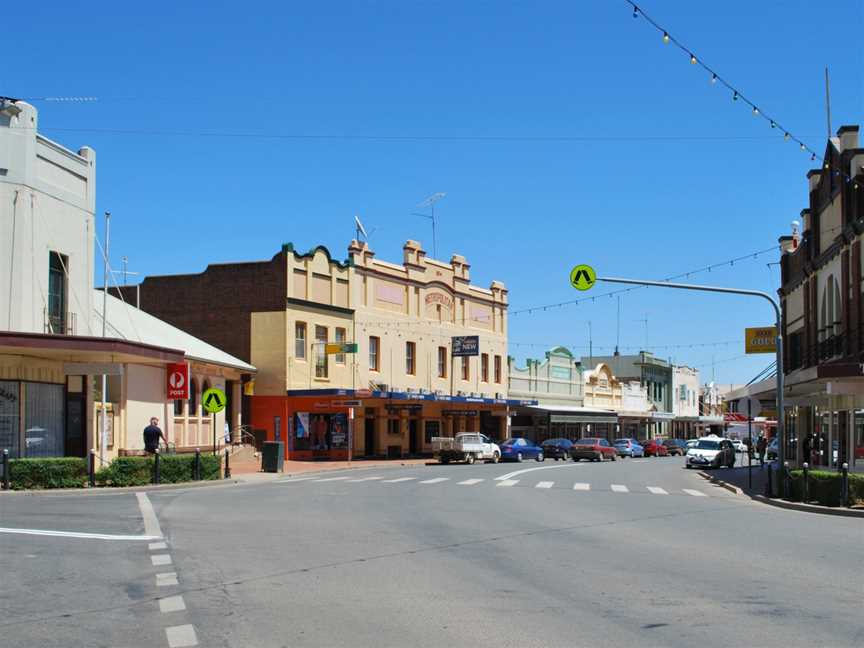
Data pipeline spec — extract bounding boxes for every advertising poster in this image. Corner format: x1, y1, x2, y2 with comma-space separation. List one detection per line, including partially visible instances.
330, 413, 347, 449
296, 412, 310, 439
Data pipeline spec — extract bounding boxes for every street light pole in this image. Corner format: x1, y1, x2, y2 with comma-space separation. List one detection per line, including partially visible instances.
597, 276, 786, 496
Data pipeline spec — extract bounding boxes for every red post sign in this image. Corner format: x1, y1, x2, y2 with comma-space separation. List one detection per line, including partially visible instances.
167, 362, 189, 399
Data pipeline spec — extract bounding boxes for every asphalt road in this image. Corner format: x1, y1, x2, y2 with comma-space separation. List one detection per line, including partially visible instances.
1, 456, 861, 648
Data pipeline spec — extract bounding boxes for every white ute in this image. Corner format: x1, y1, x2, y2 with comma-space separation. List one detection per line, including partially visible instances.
433, 433, 501, 465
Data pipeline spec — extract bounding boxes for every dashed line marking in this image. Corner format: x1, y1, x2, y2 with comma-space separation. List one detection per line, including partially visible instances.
151, 554, 172, 566
159, 595, 187, 613
535, 481, 554, 489
0, 527, 160, 541
314, 476, 350, 482
346, 476, 384, 482
683, 488, 707, 497
136, 492, 163, 538
276, 477, 318, 484
458, 479, 484, 485
381, 477, 416, 483
149, 541, 167, 551
647, 487, 668, 495
165, 624, 198, 647
610, 484, 629, 493
156, 572, 179, 587
573, 483, 591, 491
496, 479, 519, 487
419, 478, 449, 484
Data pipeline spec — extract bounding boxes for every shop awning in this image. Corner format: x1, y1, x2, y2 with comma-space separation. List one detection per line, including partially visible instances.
523, 404, 618, 424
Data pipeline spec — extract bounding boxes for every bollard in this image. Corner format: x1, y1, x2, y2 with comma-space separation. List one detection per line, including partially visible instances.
194, 448, 201, 481
153, 449, 161, 485
88, 449, 96, 488
802, 462, 809, 503
841, 462, 849, 508
765, 463, 773, 498
783, 461, 791, 500
224, 447, 231, 479
1, 449, 9, 491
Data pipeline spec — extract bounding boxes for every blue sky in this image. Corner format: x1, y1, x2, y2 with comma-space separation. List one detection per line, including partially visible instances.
8, 0, 862, 386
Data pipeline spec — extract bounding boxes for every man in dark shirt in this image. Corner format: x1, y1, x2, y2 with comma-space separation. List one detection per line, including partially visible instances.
143, 417, 166, 454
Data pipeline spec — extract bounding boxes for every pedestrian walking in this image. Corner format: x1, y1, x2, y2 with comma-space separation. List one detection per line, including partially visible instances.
143, 417, 166, 454
756, 435, 767, 467
744, 437, 753, 461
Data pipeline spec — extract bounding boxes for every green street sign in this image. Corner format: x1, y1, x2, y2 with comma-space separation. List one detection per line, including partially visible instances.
570, 264, 596, 291
202, 387, 227, 414
325, 343, 358, 354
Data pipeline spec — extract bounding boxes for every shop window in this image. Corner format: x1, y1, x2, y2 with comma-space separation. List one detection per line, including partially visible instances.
481, 353, 489, 383
388, 419, 401, 436
462, 357, 469, 381
335, 327, 346, 364
24, 382, 64, 458
47, 252, 68, 334
315, 326, 328, 378
0, 381, 21, 457
189, 379, 198, 417
438, 347, 447, 378
406, 341, 416, 375
173, 399, 184, 416
494, 355, 502, 384
369, 336, 380, 372
293, 412, 348, 451
201, 381, 211, 418
424, 420, 441, 444
295, 322, 307, 359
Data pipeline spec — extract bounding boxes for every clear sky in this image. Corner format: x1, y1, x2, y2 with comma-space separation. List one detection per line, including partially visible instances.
7, 0, 862, 386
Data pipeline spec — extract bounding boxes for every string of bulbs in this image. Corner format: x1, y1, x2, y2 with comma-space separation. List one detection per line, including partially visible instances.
510, 243, 779, 316
625, 1, 859, 188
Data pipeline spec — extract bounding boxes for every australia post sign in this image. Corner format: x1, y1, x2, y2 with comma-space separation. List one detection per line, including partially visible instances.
167, 362, 190, 399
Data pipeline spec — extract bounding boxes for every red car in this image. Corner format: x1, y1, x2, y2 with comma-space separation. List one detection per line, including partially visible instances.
642, 439, 669, 457
570, 438, 618, 462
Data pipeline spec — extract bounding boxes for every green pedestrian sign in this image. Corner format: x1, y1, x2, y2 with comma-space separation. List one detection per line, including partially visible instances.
202, 387, 227, 414
570, 264, 596, 291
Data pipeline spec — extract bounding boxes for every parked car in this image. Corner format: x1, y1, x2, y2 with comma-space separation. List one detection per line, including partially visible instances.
662, 439, 688, 456
571, 438, 618, 462
541, 438, 573, 461
766, 438, 779, 460
728, 438, 748, 453
685, 437, 736, 469
613, 438, 644, 458
685, 439, 699, 450
500, 437, 544, 462
642, 439, 669, 457
434, 433, 500, 465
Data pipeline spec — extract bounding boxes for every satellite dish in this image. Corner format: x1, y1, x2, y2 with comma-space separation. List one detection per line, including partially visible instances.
354, 215, 368, 240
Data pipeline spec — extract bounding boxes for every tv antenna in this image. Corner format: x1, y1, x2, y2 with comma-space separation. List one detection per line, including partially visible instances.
354, 215, 379, 244
412, 192, 445, 259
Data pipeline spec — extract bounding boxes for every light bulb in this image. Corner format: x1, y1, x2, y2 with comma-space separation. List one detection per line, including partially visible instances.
752, 106, 759, 115
732, 91, 738, 101
710, 73, 717, 84
690, 54, 697, 64
662, 32, 670, 44
633, 6, 639, 18
800, 143, 806, 151
784, 133, 790, 141
770, 121, 776, 128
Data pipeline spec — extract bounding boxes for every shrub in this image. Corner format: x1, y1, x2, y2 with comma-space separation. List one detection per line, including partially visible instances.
788, 469, 864, 507
5, 457, 88, 490
96, 453, 221, 487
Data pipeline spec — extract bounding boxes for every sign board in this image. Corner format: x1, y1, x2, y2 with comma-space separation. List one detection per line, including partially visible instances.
243, 380, 255, 396
202, 387, 227, 414
334, 400, 363, 407
167, 363, 189, 399
325, 343, 359, 354
745, 326, 777, 354
737, 397, 762, 418
569, 264, 596, 291
452, 335, 479, 357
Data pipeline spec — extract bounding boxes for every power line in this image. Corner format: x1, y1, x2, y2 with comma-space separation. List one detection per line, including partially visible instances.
624, 1, 859, 188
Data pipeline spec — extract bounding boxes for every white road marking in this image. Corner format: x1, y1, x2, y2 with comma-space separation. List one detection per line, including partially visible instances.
159, 595, 187, 613
610, 484, 629, 493
458, 479, 484, 485
573, 483, 591, 491
156, 572, 179, 587
314, 476, 350, 482
0, 527, 161, 541
683, 489, 707, 497
165, 624, 198, 647
497, 479, 519, 487
535, 481, 554, 489
149, 541, 167, 550
382, 477, 416, 483
419, 478, 449, 484
135, 492, 163, 538
647, 487, 668, 495
276, 477, 318, 483
346, 476, 384, 482
495, 463, 583, 480
151, 554, 173, 566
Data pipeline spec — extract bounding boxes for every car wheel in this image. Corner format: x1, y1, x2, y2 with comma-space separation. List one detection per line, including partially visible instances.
536, 452, 544, 462
610, 453, 617, 462
466, 453, 475, 465
516, 452, 523, 463
492, 452, 500, 464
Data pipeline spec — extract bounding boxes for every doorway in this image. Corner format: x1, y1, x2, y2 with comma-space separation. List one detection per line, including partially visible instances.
65, 392, 86, 457
364, 416, 376, 457
409, 419, 419, 455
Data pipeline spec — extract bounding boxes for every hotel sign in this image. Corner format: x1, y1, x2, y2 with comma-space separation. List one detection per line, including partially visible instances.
744, 327, 777, 354
452, 335, 479, 356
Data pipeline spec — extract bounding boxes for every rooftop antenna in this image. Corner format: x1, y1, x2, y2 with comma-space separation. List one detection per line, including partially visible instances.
354, 214, 368, 243
110, 256, 141, 308
413, 192, 446, 259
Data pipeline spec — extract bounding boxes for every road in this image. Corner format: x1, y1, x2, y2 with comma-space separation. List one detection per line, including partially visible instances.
1, 457, 861, 648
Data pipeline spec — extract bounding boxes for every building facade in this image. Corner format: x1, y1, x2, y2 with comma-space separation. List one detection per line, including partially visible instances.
671, 365, 701, 438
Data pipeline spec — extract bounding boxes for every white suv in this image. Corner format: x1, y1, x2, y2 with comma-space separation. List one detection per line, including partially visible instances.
685, 437, 736, 469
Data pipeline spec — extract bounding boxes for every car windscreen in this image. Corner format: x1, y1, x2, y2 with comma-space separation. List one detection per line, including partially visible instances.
695, 440, 720, 450
613, 439, 629, 445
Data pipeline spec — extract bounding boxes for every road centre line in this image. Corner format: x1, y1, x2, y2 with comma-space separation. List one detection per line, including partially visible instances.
382, 477, 416, 483
276, 477, 319, 483
419, 478, 449, 484
346, 476, 384, 482
0, 527, 162, 541
314, 476, 351, 482
495, 463, 584, 481
136, 492, 164, 538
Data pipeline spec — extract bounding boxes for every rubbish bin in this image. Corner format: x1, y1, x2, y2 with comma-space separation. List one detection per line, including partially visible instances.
261, 441, 284, 473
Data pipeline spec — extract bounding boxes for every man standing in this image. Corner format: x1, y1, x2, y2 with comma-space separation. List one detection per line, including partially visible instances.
143, 417, 166, 454
756, 434, 767, 467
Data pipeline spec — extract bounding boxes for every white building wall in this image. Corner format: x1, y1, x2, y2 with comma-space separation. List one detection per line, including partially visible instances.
0, 101, 96, 335
672, 366, 700, 417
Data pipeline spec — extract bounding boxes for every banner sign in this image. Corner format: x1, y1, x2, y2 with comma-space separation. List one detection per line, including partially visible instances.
166, 362, 189, 399
452, 336, 479, 357
745, 327, 777, 354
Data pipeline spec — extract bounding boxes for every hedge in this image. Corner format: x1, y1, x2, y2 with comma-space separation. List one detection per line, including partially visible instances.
4, 457, 88, 490
786, 469, 864, 507
96, 454, 221, 487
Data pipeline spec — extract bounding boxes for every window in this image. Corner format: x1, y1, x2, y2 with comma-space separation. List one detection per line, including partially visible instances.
295, 322, 307, 359
481, 353, 489, 382
369, 336, 380, 372
315, 326, 328, 378
335, 327, 346, 364
24, 382, 64, 457
424, 420, 441, 444
437, 347, 447, 378
47, 252, 67, 334
189, 379, 198, 417
406, 341, 416, 375
0, 381, 21, 457
201, 381, 210, 418
173, 399, 183, 416
494, 355, 502, 383
388, 418, 401, 436
462, 356, 469, 381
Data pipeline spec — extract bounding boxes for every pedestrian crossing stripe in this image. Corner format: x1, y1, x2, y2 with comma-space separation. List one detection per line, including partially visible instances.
458, 479, 484, 485
573, 483, 591, 491
647, 486, 668, 495
610, 484, 629, 493
419, 478, 449, 484
497, 479, 519, 487
535, 481, 554, 489
382, 477, 416, 483
683, 488, 707, 497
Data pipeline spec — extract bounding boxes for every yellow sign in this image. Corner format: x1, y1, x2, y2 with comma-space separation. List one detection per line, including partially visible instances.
325, 343, 343, 354
570, 264, 596, 291
202, 387, 227, 414
243, 380, 255, 396
745, 327, 777, 354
